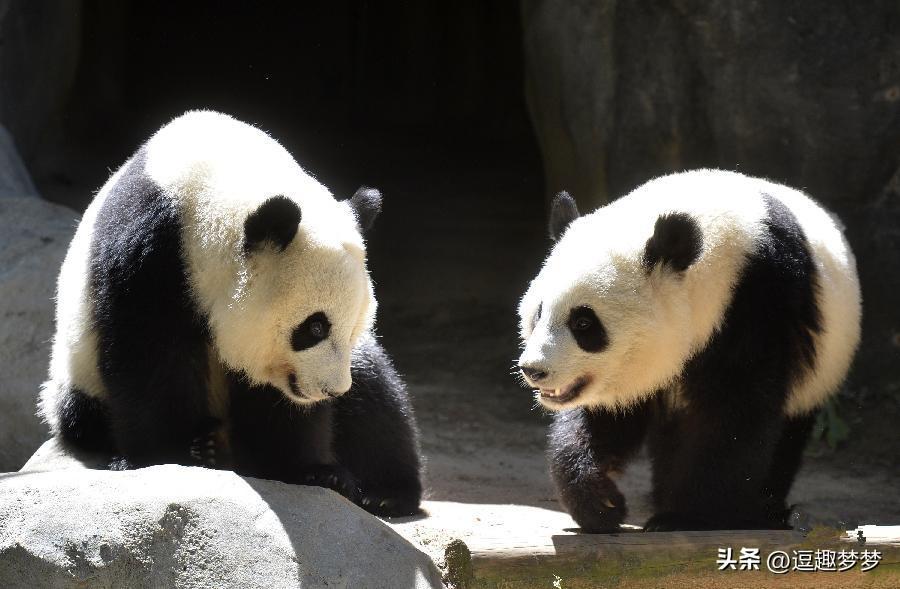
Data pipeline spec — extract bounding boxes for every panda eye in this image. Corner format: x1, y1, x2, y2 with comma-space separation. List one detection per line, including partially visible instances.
291, 312, 331, 351
573, 316, 592, 331
568, 306, 608, 353
532, 303, 542, 328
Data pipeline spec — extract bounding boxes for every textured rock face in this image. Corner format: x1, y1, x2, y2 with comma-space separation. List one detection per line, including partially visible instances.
0, 197, 77, 471
2, 442, 443, 589
0, 125, 38, 199
0, 0, 81, 159
522, 0, 900, 394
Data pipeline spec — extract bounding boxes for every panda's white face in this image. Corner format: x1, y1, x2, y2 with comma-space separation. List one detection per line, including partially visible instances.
203, 218, 375, 406
222, 240, 374, 404
517, 200, 700, 411
518, 267, 690, 411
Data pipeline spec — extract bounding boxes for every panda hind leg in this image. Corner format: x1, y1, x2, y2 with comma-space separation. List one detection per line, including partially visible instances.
646, 402, 786, 531
761, 411, 818, 527
56, 387, 115, 455
332, 337, 423, 517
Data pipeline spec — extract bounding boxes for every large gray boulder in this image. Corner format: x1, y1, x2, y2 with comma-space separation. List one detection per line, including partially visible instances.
2, 440, 444, 589
0, 197, 78, 471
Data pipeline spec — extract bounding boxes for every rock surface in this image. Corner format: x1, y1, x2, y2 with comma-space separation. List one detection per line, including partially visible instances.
0, 125, 38, 199
0, 197, 76, 471
2, 441, 444, 589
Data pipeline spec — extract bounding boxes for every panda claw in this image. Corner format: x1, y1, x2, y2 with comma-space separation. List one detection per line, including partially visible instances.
189, 432, 218, 468
603, 498, 616, 509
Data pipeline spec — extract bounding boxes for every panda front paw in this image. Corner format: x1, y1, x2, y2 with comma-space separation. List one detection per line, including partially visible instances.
300, 464, 360, 502
560, 474, 627, 533
358, 491, 421, 518
189, 431, 219, 468
643, 512, 711, 532
108, 456, 134, 471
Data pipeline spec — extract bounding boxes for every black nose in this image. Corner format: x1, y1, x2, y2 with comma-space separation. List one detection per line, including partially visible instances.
520, 365, 548, 382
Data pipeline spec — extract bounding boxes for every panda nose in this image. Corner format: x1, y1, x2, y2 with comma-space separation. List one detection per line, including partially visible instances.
519, 365, 548, 382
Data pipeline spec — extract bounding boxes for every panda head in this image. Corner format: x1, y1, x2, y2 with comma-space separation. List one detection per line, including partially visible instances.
517, 191, 703, 410
210, 186, 382, 406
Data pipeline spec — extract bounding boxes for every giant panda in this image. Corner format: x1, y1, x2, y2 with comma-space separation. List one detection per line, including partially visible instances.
517, 169, 861, 531
39, 110, 422, 517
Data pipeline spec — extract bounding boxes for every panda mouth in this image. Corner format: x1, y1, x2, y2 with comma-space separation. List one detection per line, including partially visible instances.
286, 372, 338, 402
287, 372, 308, 400
539, 377, 590, 405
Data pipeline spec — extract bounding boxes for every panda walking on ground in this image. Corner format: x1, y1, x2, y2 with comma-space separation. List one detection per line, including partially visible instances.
518, 170, 861, 531
39, 111, 422, 517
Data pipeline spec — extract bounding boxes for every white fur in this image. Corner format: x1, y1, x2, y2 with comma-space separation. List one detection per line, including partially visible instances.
518, 169, 861, 416
41, 111, 375, 432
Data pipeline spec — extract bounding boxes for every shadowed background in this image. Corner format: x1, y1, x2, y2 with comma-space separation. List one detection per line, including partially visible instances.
1, 1, 897, 524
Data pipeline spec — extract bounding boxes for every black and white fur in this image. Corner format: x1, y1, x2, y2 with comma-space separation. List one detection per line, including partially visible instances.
39, 111, 421, 516
518, 170, 861, 531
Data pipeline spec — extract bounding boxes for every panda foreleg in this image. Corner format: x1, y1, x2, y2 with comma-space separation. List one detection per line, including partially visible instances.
227, 378, 360, 500
549, 401, 652, 533
102, 372, 221, 470
332, 338, 423, 517
93, 325, 219, 470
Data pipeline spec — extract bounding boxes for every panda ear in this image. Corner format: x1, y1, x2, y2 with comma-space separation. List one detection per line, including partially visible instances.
346, 186, 382, 233
243, 195, 302, 253
549, 191, 580, 241
642, 212, 703, 273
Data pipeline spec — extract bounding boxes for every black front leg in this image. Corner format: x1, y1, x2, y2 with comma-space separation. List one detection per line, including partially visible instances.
100, 343, 216, 469
228, 377, 360, 501
549, 400, 652, 532
331, 337, 423, 517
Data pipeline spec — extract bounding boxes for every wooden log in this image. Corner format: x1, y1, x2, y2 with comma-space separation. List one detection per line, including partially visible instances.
389, 502, 900, 589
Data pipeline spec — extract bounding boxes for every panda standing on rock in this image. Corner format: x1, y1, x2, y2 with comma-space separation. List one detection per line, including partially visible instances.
39, 111, 422, 517
518, 170, 861, 532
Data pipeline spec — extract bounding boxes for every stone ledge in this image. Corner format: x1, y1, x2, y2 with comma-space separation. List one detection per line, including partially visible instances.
2, 444, 443, 589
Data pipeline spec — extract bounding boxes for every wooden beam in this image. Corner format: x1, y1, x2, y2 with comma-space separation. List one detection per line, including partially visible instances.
389, 502, 900, 588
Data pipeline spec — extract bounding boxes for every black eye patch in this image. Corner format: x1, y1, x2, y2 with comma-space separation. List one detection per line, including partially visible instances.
568, 306, 608, 353
532, 302, 542, 329
291, 311, 331, 351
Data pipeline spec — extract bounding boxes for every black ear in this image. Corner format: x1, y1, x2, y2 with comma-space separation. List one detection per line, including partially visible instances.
347, 186, 382, 233
549, 191, 580, 241
642, 212, 703, 273
243, 195, 301, 253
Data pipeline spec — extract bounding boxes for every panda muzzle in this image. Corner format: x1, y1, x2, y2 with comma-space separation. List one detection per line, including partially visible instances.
539, 376, 590, 404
